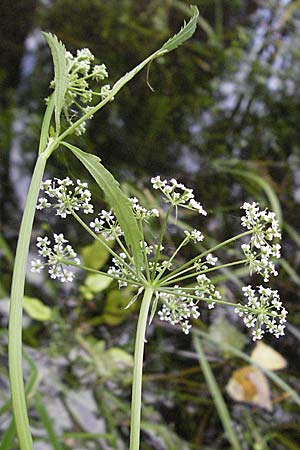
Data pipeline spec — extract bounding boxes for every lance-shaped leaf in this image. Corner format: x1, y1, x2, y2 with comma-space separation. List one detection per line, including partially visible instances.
112, 5, 199, 93
42, 32, 68, 134
62, 142, 143, 272
158, 5, 199, 55
57, 5, 199, 142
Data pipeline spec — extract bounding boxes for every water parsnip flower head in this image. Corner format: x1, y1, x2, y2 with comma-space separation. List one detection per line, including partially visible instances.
90, 209, 124, 241
151, 176, 207, 215
37, 177, 94, 218
34, 176, 286, 341
157, 288, 200, 334
240, 202, 281, 282
129, 197, 160, 221
235, 285, 287, 340
49, 45, 111, 135
31, 233, 80, 282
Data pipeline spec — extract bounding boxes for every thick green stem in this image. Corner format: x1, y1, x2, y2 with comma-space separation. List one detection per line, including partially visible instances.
8, 153, 48, 450
129, 286, 154, 450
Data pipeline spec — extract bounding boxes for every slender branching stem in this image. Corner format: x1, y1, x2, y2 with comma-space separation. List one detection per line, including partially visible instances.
65, 261, 144, 287
8, 153, 49, 450
154, 236, 189, 283
160, 259, 248, 286
70, 210, 141, 280
159, 230, 252, 284
151, 206, 172, 281
129, 286, 154, 450
158, 287, 259, 314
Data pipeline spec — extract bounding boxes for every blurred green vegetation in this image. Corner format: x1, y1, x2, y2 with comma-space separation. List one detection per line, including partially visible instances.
1, 0, 300, 449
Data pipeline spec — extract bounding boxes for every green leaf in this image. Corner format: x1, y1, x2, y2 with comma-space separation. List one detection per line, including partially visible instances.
158, 5, 199, 55
208, 316, 248, 357
42, 32, 68, 134
102, 289, 137, 326
80, 239, 111, 270
62, 142, 143, 271
85, 273, 112, 293
23, 296, 52, 321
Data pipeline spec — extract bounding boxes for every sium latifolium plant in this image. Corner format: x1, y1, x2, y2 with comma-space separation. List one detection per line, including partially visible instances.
8, 7, 200, 449
8, 6, 287, 450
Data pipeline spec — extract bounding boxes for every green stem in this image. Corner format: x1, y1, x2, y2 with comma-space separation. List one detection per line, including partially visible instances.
154, 236, 188, 283
56, 49, 163, 146
129, 286, 154, 450
70, 210, 140, 280
161, 259, 247, 286
159, 230, 252, 284
8, 153, 49, 450
151, 206, 172, 281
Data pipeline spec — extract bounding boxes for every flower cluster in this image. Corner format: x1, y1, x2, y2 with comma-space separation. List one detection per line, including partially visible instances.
33, 174, 287, 342
107, 253, 139, 288
235, 285, 287, 340
31, 234, 80, 282
157, 289, 200, 334
184, 229, 204, 243
195, 274, 222, 309
49, 47, 111, 135
90, 210, 124, 241
151, 176, 207, 215
129, 197, 159, 221
241, 202, 281, 281
37, 177, 93, 218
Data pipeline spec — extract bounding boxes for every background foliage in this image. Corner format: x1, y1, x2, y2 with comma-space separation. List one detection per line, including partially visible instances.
1, 0, 300, 449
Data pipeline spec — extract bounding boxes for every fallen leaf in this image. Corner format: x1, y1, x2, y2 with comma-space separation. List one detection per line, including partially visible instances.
226, 366, 272, 411
250, 341, 287, 371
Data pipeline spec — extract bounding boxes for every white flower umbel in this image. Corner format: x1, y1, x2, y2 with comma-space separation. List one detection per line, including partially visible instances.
31, 234, 80, 282
130, 197, 159, 221
241, 202, 281, 281
157, 288, 200, 334
195, 274, 221, 309
108, 252, 139, 288
48, 47, 110, 135
235, 285, 287, 341
34, 175, 286, 341
90, 209, 124, 241
151, 176, 207, 215
37, 177, 94, 218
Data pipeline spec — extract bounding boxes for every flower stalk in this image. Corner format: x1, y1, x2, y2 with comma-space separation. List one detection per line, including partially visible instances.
129, 286, 154, 450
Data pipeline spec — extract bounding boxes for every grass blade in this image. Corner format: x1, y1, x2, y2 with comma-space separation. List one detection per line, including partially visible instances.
35, 393, 63, 450
0, 419, 16, 450
193, 336, 242, 450
215, 166, 283, 226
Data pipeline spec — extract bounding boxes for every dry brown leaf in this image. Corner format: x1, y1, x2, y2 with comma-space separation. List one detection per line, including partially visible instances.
226, 366, 272, 411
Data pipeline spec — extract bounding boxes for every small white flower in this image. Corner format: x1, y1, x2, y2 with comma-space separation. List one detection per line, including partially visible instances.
206, 254, 218, 266
188, 199, 207, 216
31, 259, 44, 273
